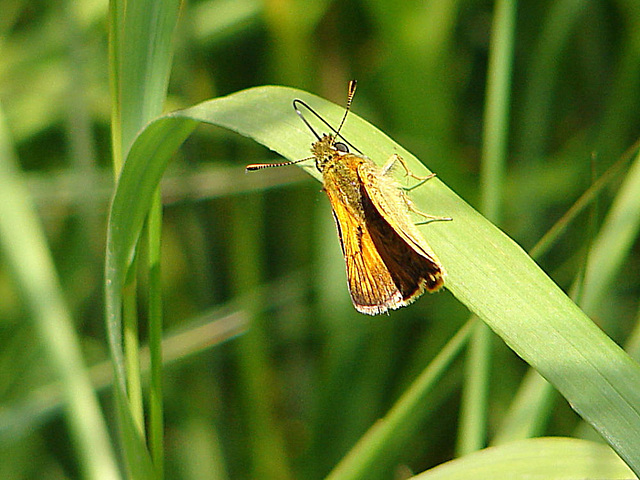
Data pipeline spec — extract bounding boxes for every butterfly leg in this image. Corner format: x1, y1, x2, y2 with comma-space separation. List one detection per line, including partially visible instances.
397, 188, 453, 225
382, 154, 437, 191
382, 154, 451, 224
406, 196, 453, 225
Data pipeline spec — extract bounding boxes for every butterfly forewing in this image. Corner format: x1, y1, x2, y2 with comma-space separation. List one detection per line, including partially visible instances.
323, 177, 404, 315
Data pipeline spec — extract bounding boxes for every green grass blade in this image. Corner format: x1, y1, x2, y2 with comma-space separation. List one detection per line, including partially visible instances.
106, 85, 640, 474
493, 142, 639, 444
227, 195, 294, 479
108, 0, 182, 473
147, 191, 164, 477
458, 0, 517, 456
582, 149, 640, 314
530, 144, 637, 260
0, 305, 249, 445
479, 0, 516, 222
122, 259, 144, 436
492, 369, 556, 444
0, 108, 121, 480
105, 117, 196, 478
115, 0, 182, 161
326, 319, 475, 480
412, 437, 634, 479
457, 323, 492, 455
518, 0, 588, 162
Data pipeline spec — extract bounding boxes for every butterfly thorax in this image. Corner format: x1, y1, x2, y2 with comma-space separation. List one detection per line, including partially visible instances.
312, 134, 368, 219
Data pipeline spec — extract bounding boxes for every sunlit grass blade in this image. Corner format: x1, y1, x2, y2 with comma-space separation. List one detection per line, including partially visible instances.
411, 437, 634, 480
106, 85, 640, 474
111, 0, 182, 165
494, 142, 640, 444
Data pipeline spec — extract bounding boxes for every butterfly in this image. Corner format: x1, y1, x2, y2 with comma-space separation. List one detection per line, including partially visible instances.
247, 81, 450, 314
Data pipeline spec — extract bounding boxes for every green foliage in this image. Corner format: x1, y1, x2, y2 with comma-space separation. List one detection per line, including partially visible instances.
2, 1, 640, 479
413, 437, 635, 479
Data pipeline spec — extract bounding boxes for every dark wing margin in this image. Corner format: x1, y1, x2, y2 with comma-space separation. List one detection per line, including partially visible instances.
357, 165, 445, 298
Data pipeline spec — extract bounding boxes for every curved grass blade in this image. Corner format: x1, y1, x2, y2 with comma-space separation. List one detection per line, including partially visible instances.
106, 85, 640, 474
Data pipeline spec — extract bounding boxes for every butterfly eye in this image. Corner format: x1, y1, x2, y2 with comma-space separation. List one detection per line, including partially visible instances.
334, 142, 349, 153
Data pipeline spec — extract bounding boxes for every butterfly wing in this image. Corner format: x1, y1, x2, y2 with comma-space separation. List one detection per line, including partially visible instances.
324, 184, 404, 315
358, 161, 445, 297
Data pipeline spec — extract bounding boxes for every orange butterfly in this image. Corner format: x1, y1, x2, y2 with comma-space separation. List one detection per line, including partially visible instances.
248, 81, 450, 315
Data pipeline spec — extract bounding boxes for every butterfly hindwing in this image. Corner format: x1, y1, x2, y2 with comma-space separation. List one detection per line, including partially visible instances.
357, 161, 445, 295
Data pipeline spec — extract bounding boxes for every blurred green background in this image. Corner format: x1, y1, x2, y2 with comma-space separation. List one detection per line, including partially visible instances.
1, 0, 640, 479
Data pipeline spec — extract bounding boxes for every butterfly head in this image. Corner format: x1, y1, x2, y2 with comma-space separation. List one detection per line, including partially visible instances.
312, 134, 352, 172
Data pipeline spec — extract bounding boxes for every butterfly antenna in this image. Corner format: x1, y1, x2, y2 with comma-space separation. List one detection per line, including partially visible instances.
293, 100, 323, 142
292, 81, 362, 154
247, 81, 360, 172
246, 156, 312, 171
332, 80, 357, 146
